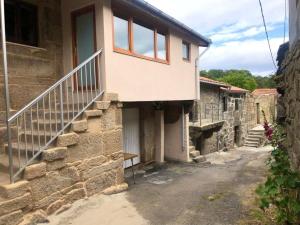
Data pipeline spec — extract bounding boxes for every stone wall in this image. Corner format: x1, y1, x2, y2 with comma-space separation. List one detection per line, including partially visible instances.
254, 94, 277, 124
276, 40, 300, 170
0, 0, 63, 119
199, 84, 220, 122
0, 97, 127, 225
218, 92, 256, 151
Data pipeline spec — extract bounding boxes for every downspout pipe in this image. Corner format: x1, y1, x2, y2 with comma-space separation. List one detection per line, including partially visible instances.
0, 0, 13, 183
195, 45, 211, 125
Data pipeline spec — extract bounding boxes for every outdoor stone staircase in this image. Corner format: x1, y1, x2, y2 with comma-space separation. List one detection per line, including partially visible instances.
189, 138, 207, 164
0, 93, 127, 225
244, 127, 265, 148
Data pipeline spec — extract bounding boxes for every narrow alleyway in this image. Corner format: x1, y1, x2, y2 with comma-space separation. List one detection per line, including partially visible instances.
42, 146, 272, 225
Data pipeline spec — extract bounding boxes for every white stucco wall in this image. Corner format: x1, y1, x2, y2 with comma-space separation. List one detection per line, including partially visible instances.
62, 0, 200, 102
289, 0, 300, 46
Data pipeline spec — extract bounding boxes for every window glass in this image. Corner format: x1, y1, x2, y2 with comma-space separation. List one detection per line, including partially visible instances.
223, 97, 227, 112
114, 16, 129, 50
133, 22, 154, 57
182, 42, 190, 60
157, 33, 166, 60
5, 1, 38, 46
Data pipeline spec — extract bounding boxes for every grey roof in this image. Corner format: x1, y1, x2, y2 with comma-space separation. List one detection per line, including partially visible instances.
118, 0, 212, 47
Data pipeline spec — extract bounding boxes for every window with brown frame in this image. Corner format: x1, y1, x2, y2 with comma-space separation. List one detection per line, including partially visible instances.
182, 41, 190, 61
5, 0, 38, 47
113, 14, 169, 63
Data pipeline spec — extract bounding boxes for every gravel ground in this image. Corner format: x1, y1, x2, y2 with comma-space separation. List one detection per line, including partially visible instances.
42, 146, 272, 225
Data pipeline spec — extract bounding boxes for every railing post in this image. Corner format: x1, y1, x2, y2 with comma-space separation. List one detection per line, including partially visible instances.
59, 84, 64, 131
1, 0, 13, 183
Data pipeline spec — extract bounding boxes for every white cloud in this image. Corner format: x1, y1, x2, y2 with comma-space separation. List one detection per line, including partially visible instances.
145, 0, 287, 75
200, 38, 282, 75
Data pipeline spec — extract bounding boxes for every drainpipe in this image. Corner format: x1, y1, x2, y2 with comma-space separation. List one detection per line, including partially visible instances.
0, 0, 13, 183
195, 46, 211, 125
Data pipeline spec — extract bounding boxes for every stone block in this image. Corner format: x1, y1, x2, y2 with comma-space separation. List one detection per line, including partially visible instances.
43, 147, 67, 162
57, 133, 79, 147
46, 159, 66, 171
95, 101, 110, 110
116, 167, 125, 184
59, 167, 81, 183
34, 191, 63, 210
77, 156, 108, 172
102, 129, 123, 155
71, 120, 88, 133
0, 210, 23, 225
24, 163, 46, 180
0, 193, 31, 216
86, 171, 116, 196
46, 199, 65, 215
84, 110, 102, 118
103, 183, 128, 195
60, 183, 84, 195
64, 188, 86, 204
81, 159, 123, 180
100, 106, 117, 130
110, 152, 124, 161
0, 181, 30, 199
103, 93, 118, 102
19, 210, 49, 225
30, 171, 77, 203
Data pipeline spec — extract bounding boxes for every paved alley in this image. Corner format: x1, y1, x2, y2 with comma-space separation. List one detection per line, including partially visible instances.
42, 146, 272, 225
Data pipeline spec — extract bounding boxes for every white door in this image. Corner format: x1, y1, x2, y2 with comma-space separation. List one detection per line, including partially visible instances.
123, 108, 141, 168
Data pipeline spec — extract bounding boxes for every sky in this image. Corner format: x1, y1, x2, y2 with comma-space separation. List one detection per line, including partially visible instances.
145, 0, 288, 76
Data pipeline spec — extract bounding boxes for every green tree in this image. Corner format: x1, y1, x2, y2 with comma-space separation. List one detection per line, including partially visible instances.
217, 70, 257, 91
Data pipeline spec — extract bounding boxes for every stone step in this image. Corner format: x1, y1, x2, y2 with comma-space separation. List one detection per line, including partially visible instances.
84, 110, 102, 118
193, 155, 206, 163
190, 150, 200, 158
246, 137, 261, 141
189, 146, 195, 152
244, 144, 259, 147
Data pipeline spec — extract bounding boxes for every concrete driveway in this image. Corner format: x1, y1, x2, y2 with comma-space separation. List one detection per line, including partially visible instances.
43, 146, 272, 225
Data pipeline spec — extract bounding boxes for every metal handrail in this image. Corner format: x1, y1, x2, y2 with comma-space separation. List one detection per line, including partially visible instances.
7, 49, 104, 183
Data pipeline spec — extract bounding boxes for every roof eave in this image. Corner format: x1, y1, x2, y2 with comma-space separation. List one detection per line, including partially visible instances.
118, 0, 212, 47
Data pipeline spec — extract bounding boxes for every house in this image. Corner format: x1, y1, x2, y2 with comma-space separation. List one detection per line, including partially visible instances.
252, 88, 278, 124
189, 77, 257, 158
0, 0, 210, 223
275, 0, 300, 170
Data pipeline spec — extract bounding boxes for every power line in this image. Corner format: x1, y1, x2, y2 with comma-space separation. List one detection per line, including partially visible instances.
258, 0, 277, 70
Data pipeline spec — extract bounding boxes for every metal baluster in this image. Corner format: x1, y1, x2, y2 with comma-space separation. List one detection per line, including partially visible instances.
65, 80, 70, 123
59, 83, 64, 131
30, 108, 34, 156
71, 76, 75, 118
54, 89, 58, 133
16, 117, 20, 169
37, 103, 41, 153
98, 55, 101, 92
75, 72, 80, 113
85, 65, 88, 104
23, 112, 28, 162
93, 58, 97, 97
80, 69, 84, 109
48, 93, 52, 140
89, 61, 93, 98
43, 97, 46, 145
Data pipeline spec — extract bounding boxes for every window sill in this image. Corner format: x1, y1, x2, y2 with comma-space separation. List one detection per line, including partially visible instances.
6, 42, 47, 51
182, 58, 191, 63
114, 48, 170, 65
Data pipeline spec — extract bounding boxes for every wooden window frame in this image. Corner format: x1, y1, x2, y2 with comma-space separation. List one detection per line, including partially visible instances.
182, 41, 191, 62
112, 13, 170, 65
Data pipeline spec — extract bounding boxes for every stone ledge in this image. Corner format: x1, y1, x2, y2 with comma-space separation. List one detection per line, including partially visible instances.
19, 209, 48, 225
0, 193, 31, 217
71, 120, 88, 133
24, 163, 46, 180
0, 209, 23, 225
43, 147, 67, 162
0, 181, 30, 199
95, 101, 110, 110
84, 110, 103, 118
57, 133, 79, 147
102, 183, 128, 195
102, 93, 118, 102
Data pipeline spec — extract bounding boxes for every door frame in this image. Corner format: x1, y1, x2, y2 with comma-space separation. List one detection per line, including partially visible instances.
71, 5, 98, 90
